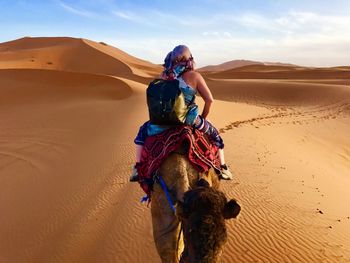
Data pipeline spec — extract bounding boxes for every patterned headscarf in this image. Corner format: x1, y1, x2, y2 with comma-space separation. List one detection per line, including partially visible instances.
162, 45, 194, 80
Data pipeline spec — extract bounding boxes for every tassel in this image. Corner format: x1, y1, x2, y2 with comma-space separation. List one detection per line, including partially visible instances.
141, 195, 151, 206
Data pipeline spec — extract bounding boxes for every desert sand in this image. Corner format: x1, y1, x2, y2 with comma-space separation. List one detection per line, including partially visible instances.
1, 37, 350, 263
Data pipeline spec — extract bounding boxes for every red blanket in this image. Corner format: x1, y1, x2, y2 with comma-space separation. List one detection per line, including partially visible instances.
137, 125, 221, 197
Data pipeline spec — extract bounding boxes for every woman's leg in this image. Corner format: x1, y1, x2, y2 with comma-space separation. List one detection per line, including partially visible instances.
136, 144, 143, 163
131, 121, 149, 181
193, 115, 224, 149
193, 116, 233, 179
218, 148, 225, 165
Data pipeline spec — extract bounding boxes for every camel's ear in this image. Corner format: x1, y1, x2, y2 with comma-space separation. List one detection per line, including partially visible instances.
223, 199, 241, 219
196, 179, 210, 188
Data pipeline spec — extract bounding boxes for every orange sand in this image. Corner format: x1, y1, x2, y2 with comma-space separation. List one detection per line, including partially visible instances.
1, 37, 350, 263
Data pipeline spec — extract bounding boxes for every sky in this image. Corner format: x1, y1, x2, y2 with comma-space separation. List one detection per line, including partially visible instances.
1, 0, 350, 67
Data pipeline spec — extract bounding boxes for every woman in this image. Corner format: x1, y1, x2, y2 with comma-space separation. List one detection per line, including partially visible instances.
131, 45, 233, 181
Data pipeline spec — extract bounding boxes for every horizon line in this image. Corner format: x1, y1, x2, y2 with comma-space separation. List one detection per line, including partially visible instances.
1, 35, 350, 69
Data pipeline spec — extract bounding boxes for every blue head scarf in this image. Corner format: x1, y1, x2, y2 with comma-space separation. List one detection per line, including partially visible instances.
162, 45, 194, 80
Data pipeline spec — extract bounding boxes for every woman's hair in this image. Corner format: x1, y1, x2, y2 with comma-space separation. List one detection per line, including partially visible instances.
163, 45, 195, 74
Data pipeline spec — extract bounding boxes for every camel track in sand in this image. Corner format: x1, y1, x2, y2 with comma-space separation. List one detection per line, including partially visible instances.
219, 101, 350, 133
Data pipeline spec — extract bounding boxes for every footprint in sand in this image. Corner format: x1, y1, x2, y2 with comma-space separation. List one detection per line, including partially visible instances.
317, 209, 324, 214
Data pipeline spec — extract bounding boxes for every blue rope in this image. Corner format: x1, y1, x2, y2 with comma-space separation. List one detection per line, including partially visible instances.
158, 174, 176, 213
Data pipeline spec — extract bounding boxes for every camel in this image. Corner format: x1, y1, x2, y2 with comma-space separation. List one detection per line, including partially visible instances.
150, 152, 241, 263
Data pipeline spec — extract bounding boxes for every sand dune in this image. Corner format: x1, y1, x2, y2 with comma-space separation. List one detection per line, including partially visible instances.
204, 64, 350, 79
0, 69, 132, 106
206, 79, 350, 106
199, 60, 264, 72
0, 37, 161, 83
83, 39, 161, 78
198, 59, 296, 72
1, 37, 350, 263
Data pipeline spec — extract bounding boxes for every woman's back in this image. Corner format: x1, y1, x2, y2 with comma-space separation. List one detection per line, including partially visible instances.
181, 70, 198, 91
182, 70, 214, 111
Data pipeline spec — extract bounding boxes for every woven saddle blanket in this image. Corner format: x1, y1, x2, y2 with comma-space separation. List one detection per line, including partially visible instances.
137, 125, 221, 197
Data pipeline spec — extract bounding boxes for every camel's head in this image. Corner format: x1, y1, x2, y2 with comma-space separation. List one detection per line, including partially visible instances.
178, 179, 241, 263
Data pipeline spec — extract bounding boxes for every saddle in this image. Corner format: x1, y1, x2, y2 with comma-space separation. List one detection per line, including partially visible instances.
137, 125, 221, 198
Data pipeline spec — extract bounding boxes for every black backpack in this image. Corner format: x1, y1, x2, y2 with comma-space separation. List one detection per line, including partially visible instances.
147, 79, 189, 125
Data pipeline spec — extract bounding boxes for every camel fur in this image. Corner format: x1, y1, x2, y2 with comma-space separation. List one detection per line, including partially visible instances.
150, 152, 240, 263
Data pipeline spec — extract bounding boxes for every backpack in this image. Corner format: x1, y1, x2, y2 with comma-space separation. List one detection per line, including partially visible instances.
147, 78, 189, 125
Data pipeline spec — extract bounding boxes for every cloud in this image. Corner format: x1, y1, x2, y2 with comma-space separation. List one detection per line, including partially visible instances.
52, 2, 350, 67
104, 31, 350, 68
234, 11, 350, 37
112, 11, 133, 20
111, 9, 156, 26
223, 32, 232, 38
56, 0, 98, 18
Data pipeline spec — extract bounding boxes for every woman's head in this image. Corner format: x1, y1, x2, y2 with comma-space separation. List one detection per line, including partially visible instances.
171, 45, 192, 64
163, 45, 195, 78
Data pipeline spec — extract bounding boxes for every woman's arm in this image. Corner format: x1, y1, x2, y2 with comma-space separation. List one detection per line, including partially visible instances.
195, 72, 214, 119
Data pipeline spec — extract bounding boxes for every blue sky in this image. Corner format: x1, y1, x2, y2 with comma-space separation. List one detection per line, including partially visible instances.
1, 0, 350, 67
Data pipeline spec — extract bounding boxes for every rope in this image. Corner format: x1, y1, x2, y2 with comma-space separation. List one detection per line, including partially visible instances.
158, 173, 176, 213
158, 173, 183, 261
157, 172, 183, 261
